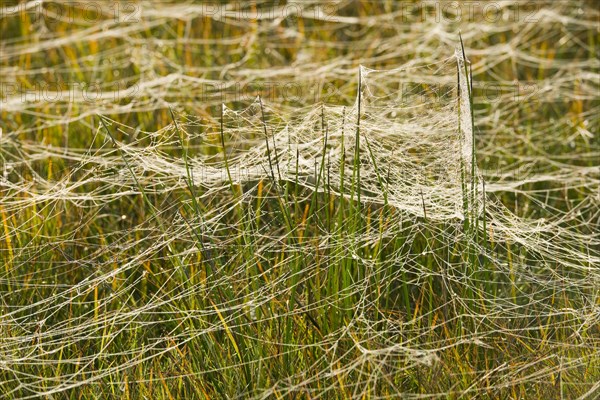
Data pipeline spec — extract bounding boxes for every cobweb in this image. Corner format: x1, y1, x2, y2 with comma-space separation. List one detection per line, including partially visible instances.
0, 1, 598, 399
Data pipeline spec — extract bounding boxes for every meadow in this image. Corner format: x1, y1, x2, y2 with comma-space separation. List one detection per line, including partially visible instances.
0, 1, 598, 399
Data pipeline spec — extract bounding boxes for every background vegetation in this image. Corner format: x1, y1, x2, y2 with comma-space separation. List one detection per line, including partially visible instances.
0, 1, 598, 399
